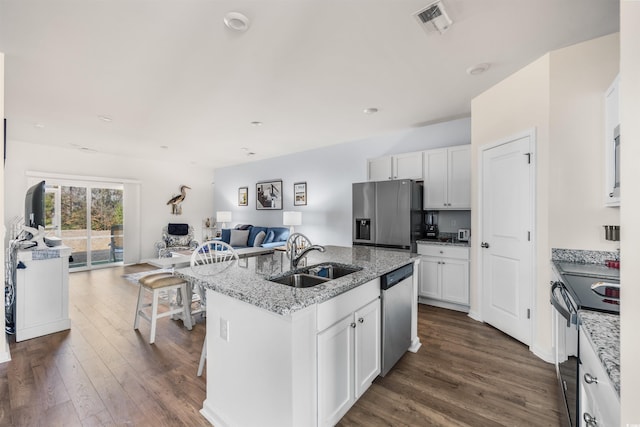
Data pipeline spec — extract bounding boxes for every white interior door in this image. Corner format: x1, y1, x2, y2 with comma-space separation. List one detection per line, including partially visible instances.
480, 134, 533, 345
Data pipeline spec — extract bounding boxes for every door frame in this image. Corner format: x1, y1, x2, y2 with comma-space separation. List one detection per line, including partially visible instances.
476, 128, 537, 348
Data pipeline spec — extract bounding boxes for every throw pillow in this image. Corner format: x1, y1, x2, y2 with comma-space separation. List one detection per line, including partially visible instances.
264, 230, 275, 244
253, 231, 266, 247
230, 230, 250, 247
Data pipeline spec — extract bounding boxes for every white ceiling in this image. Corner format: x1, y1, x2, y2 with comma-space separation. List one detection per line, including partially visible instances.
0, 0, 619, 170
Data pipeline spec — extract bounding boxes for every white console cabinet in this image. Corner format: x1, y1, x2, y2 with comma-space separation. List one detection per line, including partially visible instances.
15, 246, 71, 342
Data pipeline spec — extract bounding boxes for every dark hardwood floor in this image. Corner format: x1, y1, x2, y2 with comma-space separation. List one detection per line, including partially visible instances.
0, 265, 561, 426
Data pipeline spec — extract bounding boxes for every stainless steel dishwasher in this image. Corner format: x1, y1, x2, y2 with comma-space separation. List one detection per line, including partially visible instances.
380, 262, 414, 377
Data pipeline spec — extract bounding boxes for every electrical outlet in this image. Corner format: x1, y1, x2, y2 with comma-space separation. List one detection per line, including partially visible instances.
220, 318, 230, 342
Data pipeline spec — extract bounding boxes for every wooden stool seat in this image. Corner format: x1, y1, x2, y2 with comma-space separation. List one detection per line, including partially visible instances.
134, 272, 193, 344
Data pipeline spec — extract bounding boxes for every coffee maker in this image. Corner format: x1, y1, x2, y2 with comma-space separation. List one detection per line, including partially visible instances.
425, 212, 439, 238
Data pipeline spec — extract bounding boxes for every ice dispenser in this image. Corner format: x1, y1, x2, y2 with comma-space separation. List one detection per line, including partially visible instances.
355, 218, 371, 241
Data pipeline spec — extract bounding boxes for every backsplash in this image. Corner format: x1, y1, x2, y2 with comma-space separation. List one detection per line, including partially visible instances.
552, 248, 620, 264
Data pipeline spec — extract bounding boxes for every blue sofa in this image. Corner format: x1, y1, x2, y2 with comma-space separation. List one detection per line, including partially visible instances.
220, 225, 289, 249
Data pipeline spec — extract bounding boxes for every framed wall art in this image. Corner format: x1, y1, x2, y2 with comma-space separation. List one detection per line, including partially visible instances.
256, 180, 283, 210
294, 182, 307, 206
238, 187, 248, 206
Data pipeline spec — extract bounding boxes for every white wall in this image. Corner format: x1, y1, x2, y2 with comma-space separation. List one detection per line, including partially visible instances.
4, 140, 215, 260
213, 117, 471, 246
471, 33, 620, 359
1, 52, 10, 363
620, 1, 640, 423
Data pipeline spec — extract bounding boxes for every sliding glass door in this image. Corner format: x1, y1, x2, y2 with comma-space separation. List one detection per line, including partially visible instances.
38, 179, 124, 270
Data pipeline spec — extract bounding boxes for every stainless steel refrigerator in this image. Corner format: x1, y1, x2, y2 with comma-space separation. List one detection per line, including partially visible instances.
352, 180, 423, 252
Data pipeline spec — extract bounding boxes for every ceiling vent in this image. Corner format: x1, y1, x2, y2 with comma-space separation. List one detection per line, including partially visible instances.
414, 1, 453, 35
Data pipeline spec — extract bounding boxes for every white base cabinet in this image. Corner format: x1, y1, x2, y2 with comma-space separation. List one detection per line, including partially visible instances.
317, 280, 380, 427
15, 247, 71, 342
579, 329, 619, 427
418, 243, 469, 311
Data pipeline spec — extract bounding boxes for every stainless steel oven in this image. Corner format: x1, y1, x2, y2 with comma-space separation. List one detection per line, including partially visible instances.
551, 281, 579, 427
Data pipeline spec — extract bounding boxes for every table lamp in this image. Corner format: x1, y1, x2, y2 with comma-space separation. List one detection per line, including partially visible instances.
283, 211, 302, 235
216, 211, 232, 229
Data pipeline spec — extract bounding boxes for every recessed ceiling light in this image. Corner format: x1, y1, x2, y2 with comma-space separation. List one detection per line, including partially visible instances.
466, 63, 490, 76
98, 115, 113, 122
363, 108, 379, 115
34, 123, 45, 129
224, 12, 250, 32
250, 121, 263, 126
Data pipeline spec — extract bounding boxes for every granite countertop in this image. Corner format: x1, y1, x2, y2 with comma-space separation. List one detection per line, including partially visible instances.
578, 310, 620, 396
417, 238, 471, 248
174, 245, 417, 316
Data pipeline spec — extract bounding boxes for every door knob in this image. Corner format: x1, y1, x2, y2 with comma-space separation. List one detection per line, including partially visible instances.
481, 242, 490, 248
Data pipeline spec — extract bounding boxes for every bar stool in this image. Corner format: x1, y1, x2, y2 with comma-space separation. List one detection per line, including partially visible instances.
133, 272, 193, 344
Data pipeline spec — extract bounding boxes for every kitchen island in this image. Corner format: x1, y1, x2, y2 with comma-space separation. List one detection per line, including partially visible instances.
175, 245, 420, 427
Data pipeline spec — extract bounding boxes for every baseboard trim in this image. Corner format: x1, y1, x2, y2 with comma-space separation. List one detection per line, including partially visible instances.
418, 298, 469, 313
530, 343, 555, 364
467, 309, 482, 322
408, 337, 422, 353
200, 400, 230, 427
0, 336, 11, 364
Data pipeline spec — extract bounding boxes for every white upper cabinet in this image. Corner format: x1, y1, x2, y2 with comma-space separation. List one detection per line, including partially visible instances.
367, 151, 423, 181
604, 75, 620, 207
423, 145, 471, 210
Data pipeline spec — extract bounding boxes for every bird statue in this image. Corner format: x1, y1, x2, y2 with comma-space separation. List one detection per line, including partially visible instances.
167, 185, 191, 215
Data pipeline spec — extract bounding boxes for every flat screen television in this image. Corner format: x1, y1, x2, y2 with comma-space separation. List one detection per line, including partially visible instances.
25, 180, 46, 229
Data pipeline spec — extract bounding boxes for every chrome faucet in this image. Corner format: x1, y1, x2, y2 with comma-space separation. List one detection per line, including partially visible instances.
290, 242, 325, 269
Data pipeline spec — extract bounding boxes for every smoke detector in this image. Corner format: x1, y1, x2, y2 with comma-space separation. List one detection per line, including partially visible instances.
414, 1, 453, 35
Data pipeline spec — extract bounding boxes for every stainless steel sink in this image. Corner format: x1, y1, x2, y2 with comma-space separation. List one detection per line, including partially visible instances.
268, 263, 362, 288
269, 273, 330, 288
302, 263, 362, 280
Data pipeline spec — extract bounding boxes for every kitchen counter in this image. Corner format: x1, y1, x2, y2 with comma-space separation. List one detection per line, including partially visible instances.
175, 245, 417, 316
578, 310, 620, 396
417, 238, 471, 247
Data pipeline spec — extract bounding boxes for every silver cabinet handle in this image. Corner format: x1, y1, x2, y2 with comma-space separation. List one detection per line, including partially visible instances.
584, 373, 598, 384
358, 318, 364, 323
609, 192, 614, 197
439, 250, 444, 254
583, 412, 598, 426
481, 242, 490, 248
350, 322, 356, 328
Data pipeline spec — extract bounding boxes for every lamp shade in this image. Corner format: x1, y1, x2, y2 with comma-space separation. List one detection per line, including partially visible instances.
216, 211, 232, 223
283, 211, 302, 226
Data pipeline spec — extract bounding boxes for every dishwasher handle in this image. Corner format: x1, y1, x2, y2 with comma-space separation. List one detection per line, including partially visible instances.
381, 263, 414, 290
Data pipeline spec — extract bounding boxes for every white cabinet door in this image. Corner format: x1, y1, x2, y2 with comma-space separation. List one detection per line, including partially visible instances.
394, 152, 423, 180
317, 315, 355, 427
604, 75, 620, 206
447, 145, 471, 209
419, 257, 440, 299
368, 157, 392, 181
354, 298, 381, 398
440, 258, 469, 305
423, 149, 448, 209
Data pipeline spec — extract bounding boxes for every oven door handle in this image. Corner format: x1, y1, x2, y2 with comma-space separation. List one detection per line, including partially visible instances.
550, 281, 574, 327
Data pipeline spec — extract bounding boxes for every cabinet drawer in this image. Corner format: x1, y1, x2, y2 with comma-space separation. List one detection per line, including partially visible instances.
417, 244, 469, 260
317, 279, 380, 332
579, 329, 619, 427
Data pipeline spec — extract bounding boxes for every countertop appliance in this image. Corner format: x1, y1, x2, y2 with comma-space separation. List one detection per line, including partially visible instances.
550, 264, 620, 427
457, 228, 470, 242
425, 212, 438, 238
353, 180, 423, 252
380, 262, 414, 377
